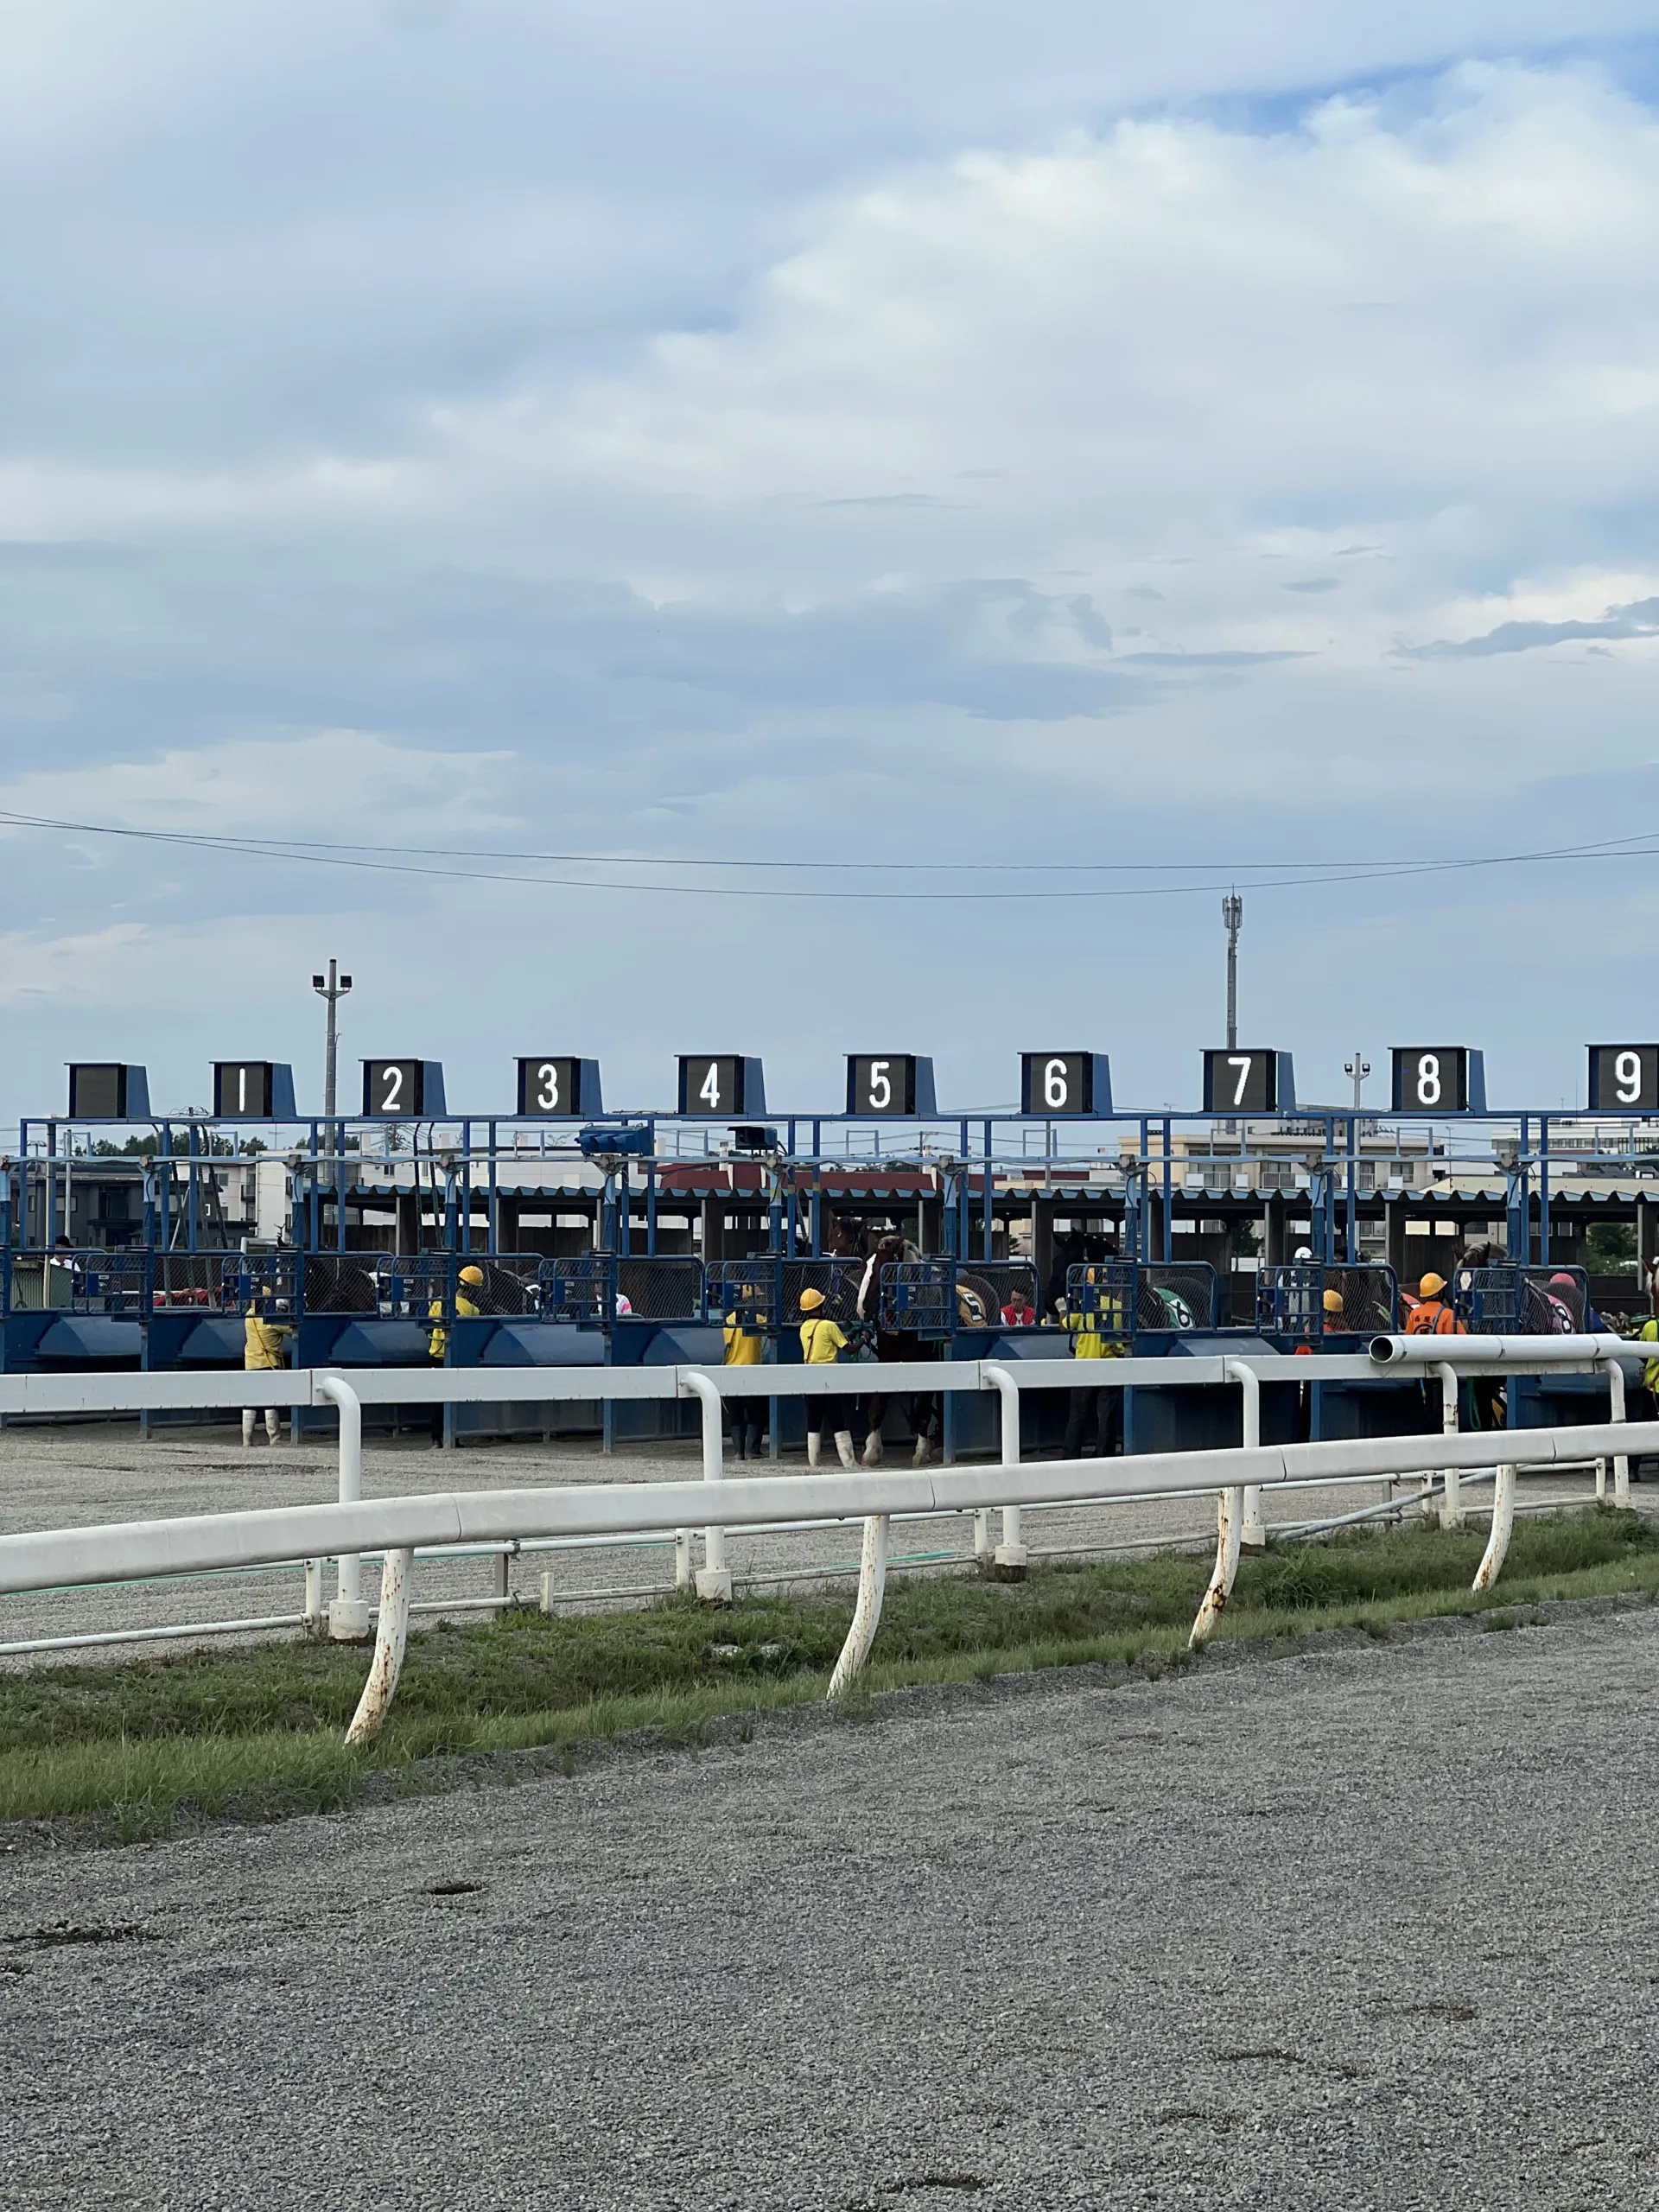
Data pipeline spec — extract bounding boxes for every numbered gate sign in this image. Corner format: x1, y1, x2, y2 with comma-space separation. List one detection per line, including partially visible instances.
846, 1055, 938, 1117
1020, 1053, 1113, 1117
1202, 1050, 1294, 1116
1588, 1045, 1659, 1113
516, 1058, 602, 1117
677, 1056, 766, 1117
361, 1059, 446, 1117
1390, 1048, 1485, 1115
213, 1063, 297, 1120
66, 1064, 151, 1120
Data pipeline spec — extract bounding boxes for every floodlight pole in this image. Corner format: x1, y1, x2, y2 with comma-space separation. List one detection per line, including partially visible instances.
1222, 893, 1243, 1051
1344, 1052, 1371, 1113
312, 959, 353, 1118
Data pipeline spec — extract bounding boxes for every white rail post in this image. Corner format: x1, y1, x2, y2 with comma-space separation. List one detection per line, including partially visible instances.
302, 1557, 325, 1632
1604, 1357, 1630, 1507
683, 1371, 733, 1602
316, 1374, 371, 1639
1192, 1358, 1258, 1643
345, 1545, 413, 1745
828, 1512, 889, 1700
1234, 1359, 1266, 1552
980, 1364, 1027, 1574
1472, 1465, 1516, 1592
1435, 1361, 1462, 1529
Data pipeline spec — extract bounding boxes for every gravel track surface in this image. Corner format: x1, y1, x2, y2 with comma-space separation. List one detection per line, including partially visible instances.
0, 1424, 1636, 1663
3, 1605, 1658, 2208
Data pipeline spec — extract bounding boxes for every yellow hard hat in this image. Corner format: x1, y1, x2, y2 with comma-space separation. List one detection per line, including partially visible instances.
459, 1264, 485, 1287
1419, 1271, 1446, 1298
799, 1287, 825, 1311
1322, 1289, 1345, 1313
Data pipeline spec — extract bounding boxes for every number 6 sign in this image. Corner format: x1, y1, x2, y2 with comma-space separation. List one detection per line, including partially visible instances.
1019, 1053, 1113, 1116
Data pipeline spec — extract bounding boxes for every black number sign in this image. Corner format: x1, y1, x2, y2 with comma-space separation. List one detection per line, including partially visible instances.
849, 1056, 918, 1116
67, 1064, 130, 1119
679, 1056, 743, 1116
1391, 1047, 1470, 1114
363, 1059, 425, 1117
1202, 1050, 1279, 1115
518, 1058, 579, 1116
1020, 1053, 1104, 1116
214, 1062, 274, 1119
1588, 1045, 1659, 1112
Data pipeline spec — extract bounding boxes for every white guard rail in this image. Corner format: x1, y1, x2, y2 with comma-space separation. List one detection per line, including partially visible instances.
0, 1384, 1651, 1744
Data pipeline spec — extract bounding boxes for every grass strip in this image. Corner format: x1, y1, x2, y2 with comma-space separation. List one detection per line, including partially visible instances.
3, 1508, 1656, 1841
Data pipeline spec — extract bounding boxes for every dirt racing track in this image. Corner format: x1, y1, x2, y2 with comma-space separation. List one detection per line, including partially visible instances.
4, 1600, 1658, 2210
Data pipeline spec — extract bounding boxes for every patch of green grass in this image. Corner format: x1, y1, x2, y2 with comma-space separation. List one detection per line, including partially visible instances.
3, 1508, 1656, 1838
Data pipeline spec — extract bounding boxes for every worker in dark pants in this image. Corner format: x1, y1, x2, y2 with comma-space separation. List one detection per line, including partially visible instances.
723, 1289, 766, 1460
1063, 1269, 1125, 1458
427, 1264, 484, 1444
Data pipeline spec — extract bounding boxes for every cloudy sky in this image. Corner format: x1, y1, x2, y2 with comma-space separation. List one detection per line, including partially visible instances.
3, 2, 1658, 1130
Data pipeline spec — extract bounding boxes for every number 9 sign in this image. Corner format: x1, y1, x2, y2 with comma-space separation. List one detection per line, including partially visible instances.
1588, 1045, 1659, 1113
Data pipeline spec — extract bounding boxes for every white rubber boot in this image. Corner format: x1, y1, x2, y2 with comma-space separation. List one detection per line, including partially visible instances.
241, 1410, 256, 1446
862, 1429, 884, 1466
806, 1431, 822, 1469
264, 1410, 279, 1445
835, 1431, 856, 1469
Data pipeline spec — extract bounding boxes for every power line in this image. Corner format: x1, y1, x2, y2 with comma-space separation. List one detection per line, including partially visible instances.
1, 808, 1656, 903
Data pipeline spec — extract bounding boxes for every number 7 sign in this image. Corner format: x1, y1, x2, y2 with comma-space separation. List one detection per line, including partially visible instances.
1202, 1050, 1294, 1115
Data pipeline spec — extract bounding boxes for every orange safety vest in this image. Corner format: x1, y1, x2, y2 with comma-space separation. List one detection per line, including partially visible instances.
1405, 1299, 1462, 1337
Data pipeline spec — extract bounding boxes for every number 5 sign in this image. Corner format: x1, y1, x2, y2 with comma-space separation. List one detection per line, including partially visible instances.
1202, 1050, 1295, 1115
1389, 1048, 1485, 1115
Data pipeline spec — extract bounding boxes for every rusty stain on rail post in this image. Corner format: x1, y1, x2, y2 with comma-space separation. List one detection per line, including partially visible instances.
1191, 1359, 1259, 1644
345, 1545, 413, 1745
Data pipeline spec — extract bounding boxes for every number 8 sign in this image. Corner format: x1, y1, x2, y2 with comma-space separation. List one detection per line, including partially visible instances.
1389, 1048, 1484, 1115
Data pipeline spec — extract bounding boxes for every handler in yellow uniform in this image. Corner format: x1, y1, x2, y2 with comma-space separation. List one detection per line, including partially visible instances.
242, 1296, 292, 1446
1063, 1270, 1126, 1459
723, 1287, 766, 1461
798, 1287, 856, 1470
427, 1263, 485, 1443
